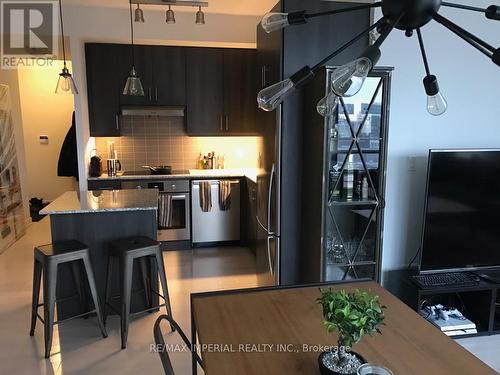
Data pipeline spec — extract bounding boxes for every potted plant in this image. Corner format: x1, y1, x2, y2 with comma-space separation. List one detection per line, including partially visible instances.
317, 288, 386, 375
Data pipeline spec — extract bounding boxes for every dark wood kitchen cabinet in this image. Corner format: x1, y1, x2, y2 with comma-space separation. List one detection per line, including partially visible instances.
119, 45, 186, 106
186, 47, 258, 136
86, 43, 186, 136
185, 48, 224, 135
223, 49, 258, 135
86, 43, 255, 137
85, 43, 122, 137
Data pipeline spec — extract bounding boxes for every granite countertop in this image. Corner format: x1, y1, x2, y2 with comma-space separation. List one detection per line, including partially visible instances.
40, 189, 159, 215
88, 168, 264, 183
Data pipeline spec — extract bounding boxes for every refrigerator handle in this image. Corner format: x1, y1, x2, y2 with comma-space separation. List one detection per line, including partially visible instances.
267, 163, 276, 236
256, 215, 268, 233
266, 236, 274, 276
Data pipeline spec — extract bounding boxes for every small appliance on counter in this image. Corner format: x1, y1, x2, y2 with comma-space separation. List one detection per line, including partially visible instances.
106, 141, 121, 176
89, 150, 102, 177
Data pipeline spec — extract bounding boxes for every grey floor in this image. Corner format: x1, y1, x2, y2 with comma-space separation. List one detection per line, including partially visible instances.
0, 218, 498, 374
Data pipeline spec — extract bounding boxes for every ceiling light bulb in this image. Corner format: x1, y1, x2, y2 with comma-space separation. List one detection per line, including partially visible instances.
257, 78, 294, 111
196, 6, 205, 25
123, 66, 145, 96
423, 74, 447, 116
261, 12, 289, 33
331, 57, 372, 97
56, 66, 78, 94
135, 4, 144, 23
166, 5, 175, 24
317, 91, 339, 117
427, 92, 448, 116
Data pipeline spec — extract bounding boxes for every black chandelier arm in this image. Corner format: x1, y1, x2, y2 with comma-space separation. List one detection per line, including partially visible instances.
416, 28, 431, 77
310, 17, 387, 72
441, 2, 500, 20
433, 13, 494, 58
301, 2, 382, 22
371, 12, 405, 50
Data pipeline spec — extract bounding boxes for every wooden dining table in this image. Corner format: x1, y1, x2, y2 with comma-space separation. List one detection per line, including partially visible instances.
190, 281, 497, 375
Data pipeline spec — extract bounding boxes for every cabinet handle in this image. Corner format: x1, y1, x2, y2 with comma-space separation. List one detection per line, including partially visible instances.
115, 114, 119, 130
225, 116, 229, 131
261, 66, 265, 87
155, 87, 158, 101
148, 88, 152, 101
220, 115, 223, 131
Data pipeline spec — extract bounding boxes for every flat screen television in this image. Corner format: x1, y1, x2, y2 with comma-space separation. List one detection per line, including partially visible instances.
420, 149, 500, 273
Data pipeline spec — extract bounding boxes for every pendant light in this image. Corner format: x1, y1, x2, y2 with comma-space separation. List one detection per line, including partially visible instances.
135, 4, 144, 23
166, 5, 176, 24
55, 0, 78, 94
258, 0, 500, 117
123, 0, 144, 97
195, 6, 205, 25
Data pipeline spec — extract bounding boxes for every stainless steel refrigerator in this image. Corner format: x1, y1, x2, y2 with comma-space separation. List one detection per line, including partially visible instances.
255, 0, 372, 287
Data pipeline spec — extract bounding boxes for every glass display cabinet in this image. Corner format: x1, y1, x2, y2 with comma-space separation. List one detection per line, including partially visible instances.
323, 68, 392, 283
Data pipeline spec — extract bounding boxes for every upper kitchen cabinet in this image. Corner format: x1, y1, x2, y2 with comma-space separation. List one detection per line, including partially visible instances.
118, 45, 186, 106
186, 47, 258, 136
85, 43, 186, 136
85, 43, 123, 137
186, 47, 224, 136
151, 46, 186, 105
223, 49, 258, 135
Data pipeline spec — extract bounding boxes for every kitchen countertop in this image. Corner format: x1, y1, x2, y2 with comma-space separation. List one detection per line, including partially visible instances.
40, 189, 159, 215
87, 168, 264, 183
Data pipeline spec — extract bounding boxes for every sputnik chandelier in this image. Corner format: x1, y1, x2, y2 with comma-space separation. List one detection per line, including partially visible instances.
257, 0, 500, 117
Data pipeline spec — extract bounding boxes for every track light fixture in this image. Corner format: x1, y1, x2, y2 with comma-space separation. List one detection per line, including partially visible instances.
130, 1, 207, 25
258, 0, 500, 117
166, 5, 175, 24
134, 4, 144, 22
196, 6, 205, 24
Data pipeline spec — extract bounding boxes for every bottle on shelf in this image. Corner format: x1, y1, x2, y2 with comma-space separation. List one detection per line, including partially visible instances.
362, 176, 369, 200
197, 153, 204, 169
344, 154, 354, 199
329, 125, 342, 199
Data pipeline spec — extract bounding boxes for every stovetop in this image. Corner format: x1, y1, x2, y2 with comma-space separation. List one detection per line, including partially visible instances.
122, 170, 189, 176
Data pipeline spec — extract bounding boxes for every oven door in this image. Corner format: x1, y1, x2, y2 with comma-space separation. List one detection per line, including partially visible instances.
157, 192, 191, 242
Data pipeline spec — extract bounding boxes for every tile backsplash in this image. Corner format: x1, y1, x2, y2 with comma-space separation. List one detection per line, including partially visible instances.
94, 116, 263, 172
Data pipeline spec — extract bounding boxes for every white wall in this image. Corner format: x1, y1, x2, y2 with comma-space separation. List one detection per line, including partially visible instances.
17, 65, 77, 202
375, 1, 500, 279
63, 4, 261, 190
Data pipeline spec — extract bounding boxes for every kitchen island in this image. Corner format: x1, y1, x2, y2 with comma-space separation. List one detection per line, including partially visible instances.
40, 189, 159, 319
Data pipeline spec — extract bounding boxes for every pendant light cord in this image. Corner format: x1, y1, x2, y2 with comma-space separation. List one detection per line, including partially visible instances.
129, 0, 135, 66
58, 0, 67, 67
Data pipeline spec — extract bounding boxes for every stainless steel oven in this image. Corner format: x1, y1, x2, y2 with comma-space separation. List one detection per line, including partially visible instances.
122, 179, 190, 241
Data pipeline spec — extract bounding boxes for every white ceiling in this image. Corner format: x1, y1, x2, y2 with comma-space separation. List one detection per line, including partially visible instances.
64, 0, 279, 16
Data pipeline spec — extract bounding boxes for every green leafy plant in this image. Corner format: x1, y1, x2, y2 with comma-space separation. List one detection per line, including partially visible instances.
318, 288, 386, 365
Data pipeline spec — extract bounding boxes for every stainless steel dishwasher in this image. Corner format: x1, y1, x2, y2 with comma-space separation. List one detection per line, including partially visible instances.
191, 180, 240, 244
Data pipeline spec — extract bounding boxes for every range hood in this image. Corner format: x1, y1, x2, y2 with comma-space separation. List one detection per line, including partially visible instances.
120, 106, 185, 117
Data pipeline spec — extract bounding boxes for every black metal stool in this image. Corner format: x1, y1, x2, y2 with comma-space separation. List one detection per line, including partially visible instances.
104, 236, 174, 349
29, 241, 108, 358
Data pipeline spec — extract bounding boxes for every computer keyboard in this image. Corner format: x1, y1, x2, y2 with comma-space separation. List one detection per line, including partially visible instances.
412, 272, 480, 289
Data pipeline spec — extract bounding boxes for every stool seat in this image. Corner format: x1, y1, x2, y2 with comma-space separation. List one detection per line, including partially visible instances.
35, 241, 88, 258
30, 241, 107, 358
104, 236, 174, 349
109, 236, 159, 256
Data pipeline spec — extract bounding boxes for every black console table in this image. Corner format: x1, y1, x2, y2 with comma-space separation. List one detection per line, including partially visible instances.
386, 270, 500, 338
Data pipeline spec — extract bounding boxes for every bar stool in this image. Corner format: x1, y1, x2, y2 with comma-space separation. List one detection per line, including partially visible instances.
29, 241, 107, 358
104, 236, 174, 349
